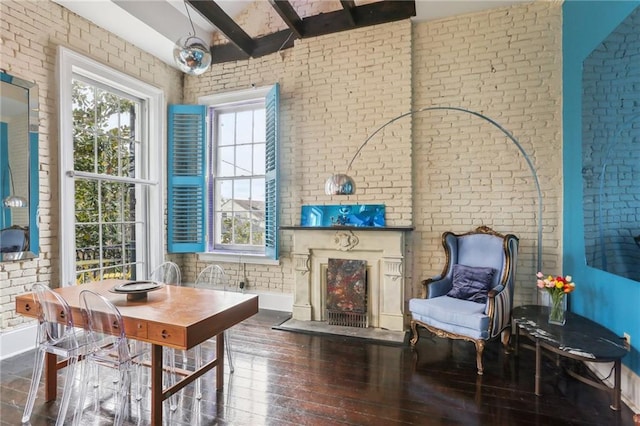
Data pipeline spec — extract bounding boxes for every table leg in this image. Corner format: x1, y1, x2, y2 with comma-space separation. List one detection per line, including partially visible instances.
151, 344, 163, 425
514, 324, 520, 357
217, 332, 224, 390
535, 339, 541, 396
45, 352, 57, 401
611, 359, 621, 410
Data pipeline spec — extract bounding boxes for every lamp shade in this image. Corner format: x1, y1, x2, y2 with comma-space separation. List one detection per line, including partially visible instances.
3, 195, 28, 208
173, 36, 212, 76
325, 174, 355, 195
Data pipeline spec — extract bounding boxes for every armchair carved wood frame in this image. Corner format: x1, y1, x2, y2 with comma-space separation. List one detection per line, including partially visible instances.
409, 226, 519, 375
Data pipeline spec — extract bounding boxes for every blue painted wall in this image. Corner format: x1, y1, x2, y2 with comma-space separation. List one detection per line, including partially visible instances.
563, 1, 640, 375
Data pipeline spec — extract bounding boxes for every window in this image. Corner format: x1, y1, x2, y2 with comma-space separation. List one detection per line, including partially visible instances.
58, 47, 164, 287
167, 84, 279, 260
211, 102, 266, 252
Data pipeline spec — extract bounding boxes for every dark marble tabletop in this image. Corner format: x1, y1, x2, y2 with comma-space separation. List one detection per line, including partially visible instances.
513, 305, 629, 361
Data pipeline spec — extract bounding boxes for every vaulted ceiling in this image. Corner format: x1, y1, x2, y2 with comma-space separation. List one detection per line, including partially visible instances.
52, 0, 527, 69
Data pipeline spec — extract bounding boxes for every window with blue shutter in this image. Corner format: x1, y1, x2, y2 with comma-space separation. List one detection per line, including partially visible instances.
167, 83, 279, 259
167, 104, 206, 253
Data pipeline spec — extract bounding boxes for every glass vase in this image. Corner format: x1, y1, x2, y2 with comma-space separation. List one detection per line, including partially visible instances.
548, 293, 567, 326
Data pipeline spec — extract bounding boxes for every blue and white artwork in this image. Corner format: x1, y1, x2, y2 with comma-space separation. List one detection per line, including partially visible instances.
301, 204, 385, 228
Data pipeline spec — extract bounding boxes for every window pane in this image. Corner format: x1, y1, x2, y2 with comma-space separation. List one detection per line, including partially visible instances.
236, 110, 253, 143
219, 146, 234, 176
236, 144, 252, 176
253, 143, 265, 175
73, 125, 95, 172
234, 179, 251, 200
233, 212, 251, 244
75, 180, 99, 223
218, 112, 235, 146
218, 180, 233, 209
101, 182, 124, 222
251, 214, 264, 245
251, 179, 265, 204
253, 108, 265, 143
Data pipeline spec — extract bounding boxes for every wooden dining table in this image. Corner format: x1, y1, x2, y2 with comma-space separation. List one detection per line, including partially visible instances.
15, 279, 259, 425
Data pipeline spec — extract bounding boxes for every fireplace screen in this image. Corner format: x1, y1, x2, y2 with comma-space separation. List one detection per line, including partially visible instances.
326, 258, 367, 327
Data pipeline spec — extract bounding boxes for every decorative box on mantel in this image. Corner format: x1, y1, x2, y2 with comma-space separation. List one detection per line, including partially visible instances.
280, 226, 413, 332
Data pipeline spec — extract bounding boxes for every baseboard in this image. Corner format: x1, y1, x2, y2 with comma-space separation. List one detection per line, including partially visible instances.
250, 290, 293, 313
586, 361, 640, 414
0, 323, 37, 361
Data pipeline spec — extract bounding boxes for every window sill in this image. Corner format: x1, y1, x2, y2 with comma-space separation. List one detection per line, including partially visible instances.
197, 251, 280, 266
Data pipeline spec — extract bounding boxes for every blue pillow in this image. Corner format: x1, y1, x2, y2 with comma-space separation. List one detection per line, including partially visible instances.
446, 264, 496, 304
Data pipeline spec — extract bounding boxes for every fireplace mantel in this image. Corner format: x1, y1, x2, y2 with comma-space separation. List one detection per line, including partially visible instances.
284, 226, 411, 332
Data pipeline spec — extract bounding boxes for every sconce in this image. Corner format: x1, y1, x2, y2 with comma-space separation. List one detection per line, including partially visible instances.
325, 105, 543, 272
173, 0, 212, 75
3, 164, 28, 208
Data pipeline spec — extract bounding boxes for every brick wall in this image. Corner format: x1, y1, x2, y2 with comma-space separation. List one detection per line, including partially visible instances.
1, 0, 565, 333
184, 1, 563, 309
412, 1, 563, 306
0, 0, 182, 330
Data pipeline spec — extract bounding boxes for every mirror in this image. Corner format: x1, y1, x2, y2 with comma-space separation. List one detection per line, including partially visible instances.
582, 7, 640, 281
0, 70, 39, 261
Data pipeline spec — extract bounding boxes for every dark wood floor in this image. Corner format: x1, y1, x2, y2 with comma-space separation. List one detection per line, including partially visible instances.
1, 310, 636, 425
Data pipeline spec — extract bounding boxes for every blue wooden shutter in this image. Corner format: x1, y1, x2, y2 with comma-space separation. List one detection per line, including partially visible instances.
264, 84, 280, 260
167, 104, 206, 253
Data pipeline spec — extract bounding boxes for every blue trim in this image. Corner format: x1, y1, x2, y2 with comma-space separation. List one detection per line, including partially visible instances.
0, 122, 9, 228
28, 131, 39, 255
167, 104, 207, 253
563, 0, 640, 375
264, 83, 280, 260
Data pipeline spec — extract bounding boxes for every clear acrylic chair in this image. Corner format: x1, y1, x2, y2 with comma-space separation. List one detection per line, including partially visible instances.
149, 261, 181, 285
193, 264, 235, 399
73, 290, 147, 426
149, 260, 183, 410
22, 283, 82, 426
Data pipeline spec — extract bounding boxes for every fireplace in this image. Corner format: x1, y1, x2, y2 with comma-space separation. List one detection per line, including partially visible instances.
287, 227, 409, 332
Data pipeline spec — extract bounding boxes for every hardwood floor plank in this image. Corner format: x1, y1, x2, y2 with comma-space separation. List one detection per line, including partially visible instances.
2, 310, 635, 425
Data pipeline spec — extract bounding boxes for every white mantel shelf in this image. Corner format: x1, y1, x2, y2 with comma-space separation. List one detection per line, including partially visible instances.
286, 226, 410, 332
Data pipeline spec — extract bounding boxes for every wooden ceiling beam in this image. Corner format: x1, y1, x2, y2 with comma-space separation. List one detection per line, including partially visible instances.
187, 0, 255, 56
211, 29, 295, 64
301, 1, 415, 38
269, 0, 304, 39
207, 0, 415, 64
340, 0, 356, 27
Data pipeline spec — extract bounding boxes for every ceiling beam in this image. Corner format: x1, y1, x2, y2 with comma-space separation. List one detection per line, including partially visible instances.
208, 0, 415, 64
340, 1, 356, 27
211, 29, 295, 64
268, 0, 304, 39
186, 0, 255, 56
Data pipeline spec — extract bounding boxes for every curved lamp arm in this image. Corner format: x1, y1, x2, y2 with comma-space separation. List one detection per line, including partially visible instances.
325, 105, 543, 272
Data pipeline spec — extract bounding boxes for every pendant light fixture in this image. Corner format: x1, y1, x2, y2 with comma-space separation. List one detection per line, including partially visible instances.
173, 0, 212, 76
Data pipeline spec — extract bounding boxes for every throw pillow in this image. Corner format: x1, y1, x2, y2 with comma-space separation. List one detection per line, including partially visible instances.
446, 264, 496, 304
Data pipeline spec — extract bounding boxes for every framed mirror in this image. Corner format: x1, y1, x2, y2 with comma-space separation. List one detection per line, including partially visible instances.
581, 7, 639, 282
0, 70, 39, 261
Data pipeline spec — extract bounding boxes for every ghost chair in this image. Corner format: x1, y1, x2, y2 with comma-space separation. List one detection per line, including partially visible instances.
73, 290, 148, 426
21, 283, 83, 426
192, 264, 235, 399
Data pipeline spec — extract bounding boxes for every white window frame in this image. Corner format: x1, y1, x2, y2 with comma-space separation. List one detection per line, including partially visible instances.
57, 46, 165, 286
198, 86, 278, 266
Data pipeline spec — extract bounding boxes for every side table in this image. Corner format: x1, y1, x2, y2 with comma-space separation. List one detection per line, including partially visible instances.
512, 304, 629, 410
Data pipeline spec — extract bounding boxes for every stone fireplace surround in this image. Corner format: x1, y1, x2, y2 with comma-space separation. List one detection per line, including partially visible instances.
283, 226, 412, 333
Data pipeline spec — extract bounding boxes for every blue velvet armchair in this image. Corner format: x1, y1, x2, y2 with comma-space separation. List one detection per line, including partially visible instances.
409, 226, 519, 375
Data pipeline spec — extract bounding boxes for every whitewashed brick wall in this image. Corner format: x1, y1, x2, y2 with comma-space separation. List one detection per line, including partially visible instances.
184, 1, 563, 311
2, 0, 565, 333
0, 0, 182, 331
412, 1, 563, 307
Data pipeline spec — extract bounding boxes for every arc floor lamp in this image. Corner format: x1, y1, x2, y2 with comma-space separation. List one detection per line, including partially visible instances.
324, 106, 543, 273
